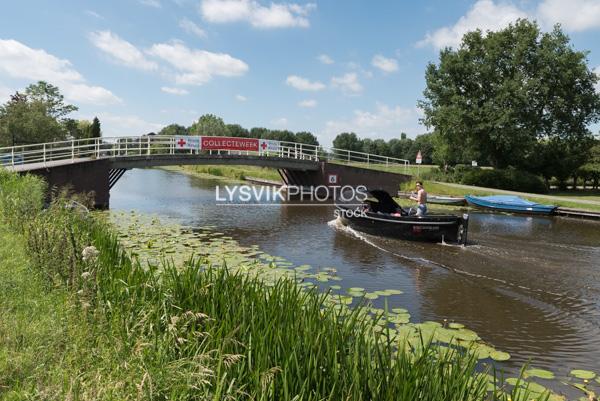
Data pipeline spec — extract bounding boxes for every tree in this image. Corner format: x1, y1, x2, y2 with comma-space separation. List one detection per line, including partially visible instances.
24, 81, 77, 120
90, 117, 101, 138
407, 133, 435, 164
0, 92, 66, 146
226, 124, 249, 137
419, 20, 600, 171
189, 114, 230, 136
294, 131, 319, 146
332, 132, 363, 152
159, 123, 188, 136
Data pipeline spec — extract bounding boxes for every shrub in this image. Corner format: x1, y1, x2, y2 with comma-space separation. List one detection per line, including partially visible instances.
461, 168, 548, 194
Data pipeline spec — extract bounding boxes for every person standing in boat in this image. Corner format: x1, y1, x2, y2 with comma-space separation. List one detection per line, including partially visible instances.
410, 181, 428, 216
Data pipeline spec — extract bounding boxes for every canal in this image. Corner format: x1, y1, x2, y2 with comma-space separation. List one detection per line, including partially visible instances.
111, 168, 600, 378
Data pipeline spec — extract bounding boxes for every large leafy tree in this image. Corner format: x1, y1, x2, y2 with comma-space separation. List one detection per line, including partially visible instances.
90, 117, 101, 138
332, 132, 363, 152
419, 20, 600, 170
189, 114, 230, 136
159, 123, 188, 136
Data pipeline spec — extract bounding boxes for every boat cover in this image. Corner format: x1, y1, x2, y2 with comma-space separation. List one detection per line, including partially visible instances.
368, 189, 402, 214
473, 195, 543, 206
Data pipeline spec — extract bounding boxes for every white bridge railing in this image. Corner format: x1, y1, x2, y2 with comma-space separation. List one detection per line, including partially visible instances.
0, 135, 410, 173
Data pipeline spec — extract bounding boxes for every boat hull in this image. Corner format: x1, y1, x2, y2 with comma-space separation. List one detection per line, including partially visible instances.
465, 195, 556, 215
397, 191, 466, 206
336, 205, 468, 244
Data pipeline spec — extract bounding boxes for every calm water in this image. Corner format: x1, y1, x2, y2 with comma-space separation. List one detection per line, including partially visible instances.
111, 168, 600, 376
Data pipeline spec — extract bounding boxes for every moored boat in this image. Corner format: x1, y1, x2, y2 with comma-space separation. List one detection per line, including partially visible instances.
336, 190, 469, 244
464, 195, 557, 215
398, 191, 466, 206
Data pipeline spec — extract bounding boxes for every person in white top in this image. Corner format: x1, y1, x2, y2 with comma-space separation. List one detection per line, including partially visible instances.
409, 181, 428, 216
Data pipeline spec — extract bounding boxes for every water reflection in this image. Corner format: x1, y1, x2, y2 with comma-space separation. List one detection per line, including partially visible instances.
111, 168, 600, 375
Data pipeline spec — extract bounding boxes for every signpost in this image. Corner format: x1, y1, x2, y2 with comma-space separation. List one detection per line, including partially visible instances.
416, 150, 422, 177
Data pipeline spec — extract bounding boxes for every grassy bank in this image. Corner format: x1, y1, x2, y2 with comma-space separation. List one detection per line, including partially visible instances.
400, 180, 600, 212
167, 164, 282, 183
1, 170, 562, 400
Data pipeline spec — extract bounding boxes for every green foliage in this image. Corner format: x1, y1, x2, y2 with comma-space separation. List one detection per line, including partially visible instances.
333, 132, 363, 152
420, 20, 600, 172
460, 168, 548, 194
189, 113, 230, 136
421, 165, 548, 193
0, 81, 80, 146
159, 123, 189, 136
90, 117, 101, 138
24, 81, 78, 120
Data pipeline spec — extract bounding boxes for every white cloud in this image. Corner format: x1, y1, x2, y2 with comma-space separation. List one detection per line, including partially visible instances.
323, 103, 422, 145
0, 85, 14, 103
97, 113, 164, 136
200, 0, 316, 29
85, 10, 104, 19
179, 18, 207, 38
0, 39, 121, 105
417, 0, 527, 49
331, 72, 362, 95
537, 0, 600, 32
285, 75, 325, 91
89, 31, 158, 71
235, 94, 247, 101
139, 0, 161, 8
271, 117, 288, 126
147, 41, 248, 85
317, 54, 334, 64
371, 54, 398, 73
161, 86, 189, 95
298, 99, 317, 108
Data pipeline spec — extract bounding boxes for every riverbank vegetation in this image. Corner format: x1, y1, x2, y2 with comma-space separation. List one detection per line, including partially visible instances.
2, 170, 570, 400
173, 164, 282, 183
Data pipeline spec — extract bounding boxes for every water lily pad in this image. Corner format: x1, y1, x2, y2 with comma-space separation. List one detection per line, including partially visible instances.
364, 293, 379, 300
329, 285, 341, 290
525, 368, 555, 380
391, 308, 408, 314
384, 289, 403, 295
570, 370, 596, 380
448, 322, 464, 329
348, 287, 365, 293
489, 351, 510, 361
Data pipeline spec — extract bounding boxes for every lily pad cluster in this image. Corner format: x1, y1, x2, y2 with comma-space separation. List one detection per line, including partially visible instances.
106, 210, 599, 401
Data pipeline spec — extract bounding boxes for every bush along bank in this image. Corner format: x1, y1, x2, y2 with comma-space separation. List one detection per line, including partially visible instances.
421, 166, 549, 194
0, 170, 562, 401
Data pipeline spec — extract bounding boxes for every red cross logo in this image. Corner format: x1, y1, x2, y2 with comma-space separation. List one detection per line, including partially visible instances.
177, 138, 187, 147
261, 141, 267, 150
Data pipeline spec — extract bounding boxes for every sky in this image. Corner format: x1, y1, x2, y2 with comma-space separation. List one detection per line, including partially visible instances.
1, 0, 600, 146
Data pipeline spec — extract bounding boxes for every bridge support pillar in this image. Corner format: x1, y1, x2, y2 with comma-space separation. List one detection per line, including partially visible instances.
25, 159, 111, 209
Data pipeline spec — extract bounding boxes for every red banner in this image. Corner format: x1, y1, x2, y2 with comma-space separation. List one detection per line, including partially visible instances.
201, 136, 259, 151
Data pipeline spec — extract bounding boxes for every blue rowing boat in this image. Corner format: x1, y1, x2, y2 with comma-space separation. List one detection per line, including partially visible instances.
464, 195, 557, 215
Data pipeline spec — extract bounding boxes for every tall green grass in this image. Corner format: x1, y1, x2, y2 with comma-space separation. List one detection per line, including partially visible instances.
0, 170, 547, 400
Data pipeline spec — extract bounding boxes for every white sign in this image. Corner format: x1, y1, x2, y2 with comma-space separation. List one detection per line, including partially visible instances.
471, 160, 478, 167
259, 139, 280, 152
176, 136, 200, 150
328, 173, 338, 184
416, 150, 422, 165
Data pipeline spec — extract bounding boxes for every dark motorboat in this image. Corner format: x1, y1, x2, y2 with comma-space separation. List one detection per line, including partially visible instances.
335, 189, 469, 245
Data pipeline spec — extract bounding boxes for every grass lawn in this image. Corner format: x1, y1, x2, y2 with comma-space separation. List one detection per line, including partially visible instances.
163, 164, 283, 183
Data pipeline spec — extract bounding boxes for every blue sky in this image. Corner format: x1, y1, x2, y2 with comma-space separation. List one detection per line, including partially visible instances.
1, 0, 600, 145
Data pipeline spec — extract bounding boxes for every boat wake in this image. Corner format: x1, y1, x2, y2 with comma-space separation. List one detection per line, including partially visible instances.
327, 218, 585, 303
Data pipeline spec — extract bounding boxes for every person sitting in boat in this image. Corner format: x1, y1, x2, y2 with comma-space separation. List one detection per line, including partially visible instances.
409, 181, 428, 216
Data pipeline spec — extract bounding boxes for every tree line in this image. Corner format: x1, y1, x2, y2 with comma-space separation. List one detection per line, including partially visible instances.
0, 82, 101, 147
158, 114, 320, 146
331, 132, 433, 162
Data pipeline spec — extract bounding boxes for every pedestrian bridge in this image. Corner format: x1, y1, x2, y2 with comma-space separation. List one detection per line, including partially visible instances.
1, 135, 412, 208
